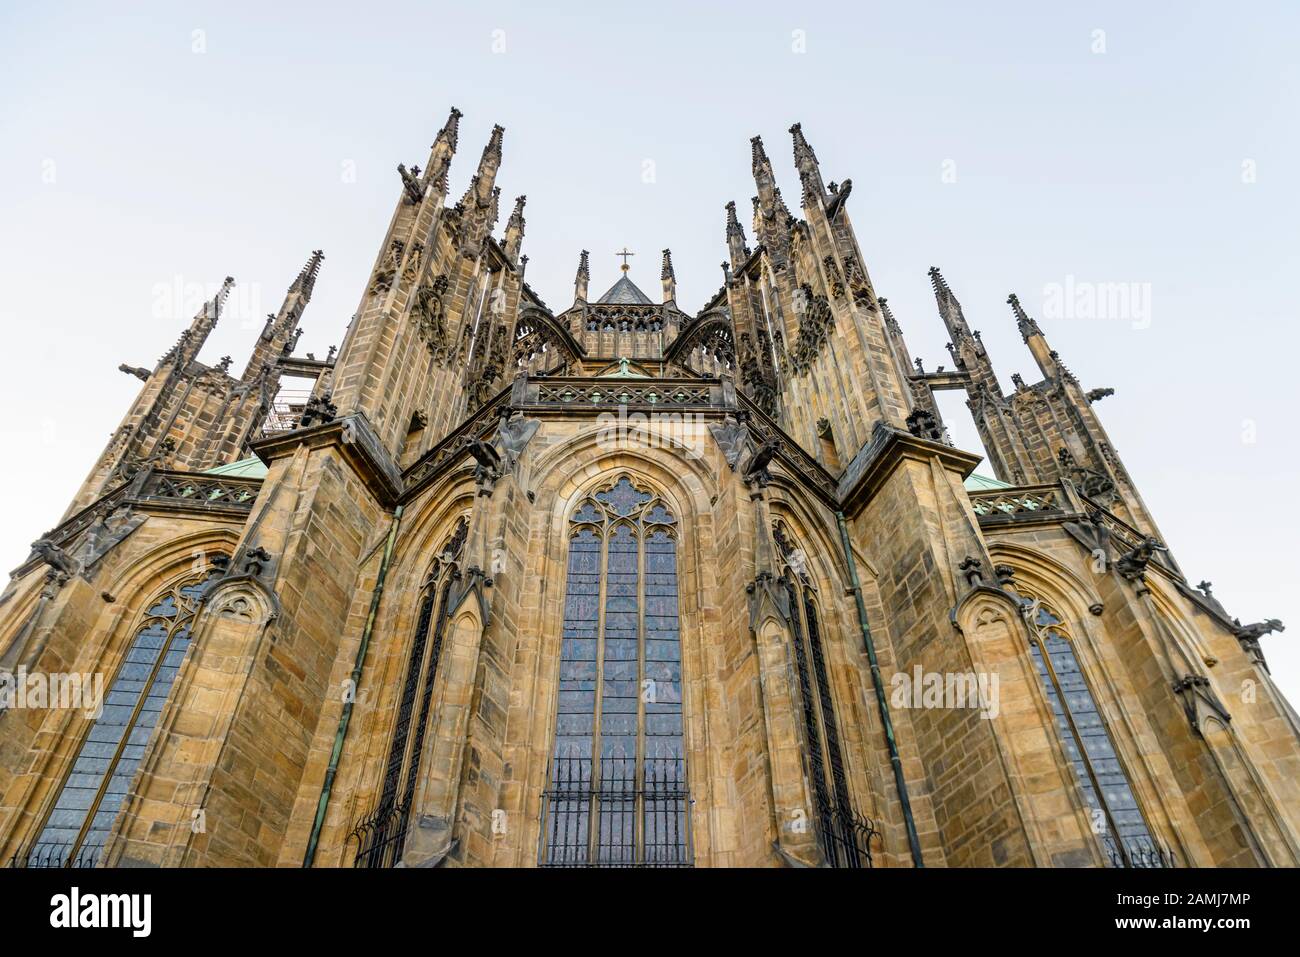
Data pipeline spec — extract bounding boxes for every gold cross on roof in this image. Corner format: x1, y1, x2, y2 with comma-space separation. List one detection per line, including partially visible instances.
616, 247, 635, 272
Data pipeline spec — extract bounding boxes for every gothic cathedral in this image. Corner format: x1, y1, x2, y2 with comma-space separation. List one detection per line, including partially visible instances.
2, 109, 1296, 869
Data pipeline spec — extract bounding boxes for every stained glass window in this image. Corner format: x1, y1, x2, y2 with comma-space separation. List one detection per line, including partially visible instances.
541, 477, 689, 866
1021, 595, 1165, 867
29, 565, 224, 868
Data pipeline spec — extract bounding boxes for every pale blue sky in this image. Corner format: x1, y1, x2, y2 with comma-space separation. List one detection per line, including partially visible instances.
1, 2, 1297, 699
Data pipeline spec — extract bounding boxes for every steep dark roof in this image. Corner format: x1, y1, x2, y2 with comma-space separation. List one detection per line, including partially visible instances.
595, 273, 654, 305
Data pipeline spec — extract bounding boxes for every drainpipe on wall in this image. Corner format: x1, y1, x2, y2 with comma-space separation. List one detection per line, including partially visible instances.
835, 510, 925, 868
303, 505, 404, 867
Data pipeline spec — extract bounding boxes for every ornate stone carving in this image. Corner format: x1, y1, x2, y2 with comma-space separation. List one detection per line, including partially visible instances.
118, 363, 150, 381
1057, 446, 1116, 503
30, 538, 78, 581
370, 239, 405, 295
414, 274, 451, 364
905, 408, 943, 442
1232, 618, 1284, 670
298, 392, 338, 429
1115, 536, 1166, 586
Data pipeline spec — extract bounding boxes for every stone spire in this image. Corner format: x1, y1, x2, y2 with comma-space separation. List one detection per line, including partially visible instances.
242, 250, 323, 380
455, 124, 505, 253
574, 249, 590, 303
879, 296, 902, 336
425, 106, 462, 192
163, 276, 235, 368
1008, 293, 1060, 380
725, 201, 750, 270
750, 135, 792, 264
503, 195, 526, 264
790, 122, 826, 207
750, 135, 792, 223
928, 266, 973, 343
289, 249, 325, 300
1007, 293, 1043, 342
661, 248, 676, 304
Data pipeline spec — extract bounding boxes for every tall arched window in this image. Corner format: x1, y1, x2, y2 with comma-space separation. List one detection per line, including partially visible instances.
27, 563, 225, 868
351, 517, 467, 868
541, 476, 689, 867
774, 521, 876, 867
1019, 591, 1168, 867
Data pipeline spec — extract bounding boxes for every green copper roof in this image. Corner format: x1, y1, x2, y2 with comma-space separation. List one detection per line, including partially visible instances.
205, 457, 269, 479
595, 273, 653, 305
963, 472, 1011, 491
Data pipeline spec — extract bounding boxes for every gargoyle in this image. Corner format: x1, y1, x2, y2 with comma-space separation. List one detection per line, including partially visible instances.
742, 440, 779, 488
1116, 536, 1167, 584
30, 538, 79, 580
468, 439, 503, 493
1086, 387, 1115, 404
397, 163, 423, 204
118, 363, 150, 382
1232, 618, 1283, 671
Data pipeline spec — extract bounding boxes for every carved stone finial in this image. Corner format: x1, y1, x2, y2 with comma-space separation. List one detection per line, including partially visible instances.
1197, 580, 1213, 597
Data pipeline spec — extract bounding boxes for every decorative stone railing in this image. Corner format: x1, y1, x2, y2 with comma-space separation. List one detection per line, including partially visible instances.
524, 376, 726, 411
968, 484, 1069, 524
10, 466, 262, 580
969, 481, 1180, 577
134, 469, 262, 512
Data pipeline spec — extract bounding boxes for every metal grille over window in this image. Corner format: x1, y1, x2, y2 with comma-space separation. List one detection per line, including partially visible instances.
16, 565, 225, 868
541, 476, 690, 867
350, 518, 466, 868
1020, 594, 1173, 868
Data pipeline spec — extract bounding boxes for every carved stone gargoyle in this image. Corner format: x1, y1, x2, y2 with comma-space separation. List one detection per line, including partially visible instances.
118, 363, 150, 382
742, 440, 779, 489
467, 439, 503, 495
30, 538, 79, 581
1116, 536, 1167, 588
1232, 618, 1284, 671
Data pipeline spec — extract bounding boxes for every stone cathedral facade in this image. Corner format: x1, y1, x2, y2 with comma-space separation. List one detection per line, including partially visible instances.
1, 108, 1297, 869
